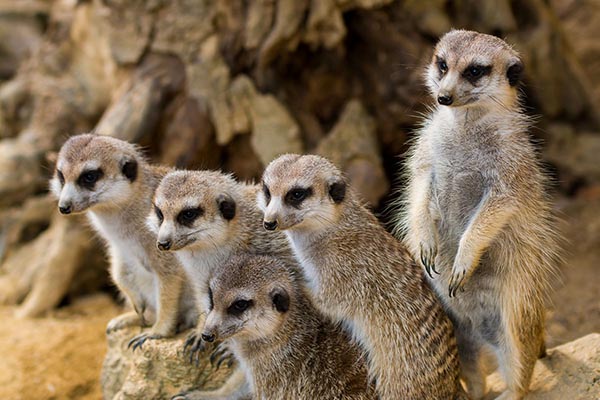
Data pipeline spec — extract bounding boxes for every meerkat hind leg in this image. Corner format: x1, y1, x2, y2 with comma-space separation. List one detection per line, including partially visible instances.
456, 330, 487, 400
493, 318, 541, 400
106, 311, 145, 333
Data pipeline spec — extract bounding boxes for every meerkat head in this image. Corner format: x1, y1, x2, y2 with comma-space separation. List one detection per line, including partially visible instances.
201, 254, 293, 344
148, 170, 238, 252
426, 29, 523, 110
258, 154, 347, 232
50, 134, 141, 215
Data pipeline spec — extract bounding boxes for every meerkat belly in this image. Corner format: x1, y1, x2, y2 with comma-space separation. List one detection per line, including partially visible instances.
88, 213, 157, 307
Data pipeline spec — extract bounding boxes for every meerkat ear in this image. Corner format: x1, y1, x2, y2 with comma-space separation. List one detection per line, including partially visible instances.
121, 159, 138, 182
328, 179, 346, 204
270, 288, 289, 313
507, 59, 523, 87
217, 194, 236, 220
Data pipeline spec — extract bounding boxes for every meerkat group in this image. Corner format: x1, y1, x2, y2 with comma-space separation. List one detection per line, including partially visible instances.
50, 29, 560, 400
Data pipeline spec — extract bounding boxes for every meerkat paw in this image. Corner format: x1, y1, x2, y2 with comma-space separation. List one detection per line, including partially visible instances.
183, 331, 209, 366
106, 311, 143, 333
419, 240, 439, 278
210, 341, 235, 370
448, 263, 470, 297
494, 390, 524, 400
127, 331, 166, 351
171, 390, 215, 400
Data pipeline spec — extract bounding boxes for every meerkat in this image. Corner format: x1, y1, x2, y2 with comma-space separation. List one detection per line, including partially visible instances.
51, 134, 197, 349
395, 30, 562, 400
174, 253, 377, 400
259, 154, 463, 400
147, 170, 298, 358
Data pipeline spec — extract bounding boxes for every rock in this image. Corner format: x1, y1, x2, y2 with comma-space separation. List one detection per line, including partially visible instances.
98, 0, 154, 66
0, 139, 46, 208
249, 92, 304, 166
95, 53, 185, 143
0, 209, 107, 318
158, 96, 221, 170
317, 100, 388, 206
102, 327, 233, 400
485, 333, 600, 399
187, 36, 235, 146
544, 124, 600, 183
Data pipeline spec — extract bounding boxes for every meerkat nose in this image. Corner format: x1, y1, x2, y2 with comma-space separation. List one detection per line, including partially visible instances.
201, 332, 216, 342
59, 204, 72, 215
157, 239, 172, 251
437, 94, 453, 106
263, 220, 278, 231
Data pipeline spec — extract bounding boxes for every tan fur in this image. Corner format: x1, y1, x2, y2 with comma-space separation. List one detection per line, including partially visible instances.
51, 133, 197, 347
149, 170, 300, 398
259, 154, 463, 400
394, 30, 562, 400
181, 254, 376, 400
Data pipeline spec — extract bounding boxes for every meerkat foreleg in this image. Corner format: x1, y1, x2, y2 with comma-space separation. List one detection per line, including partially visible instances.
406, 170, 439, 277
172, 368, 251, 400
449, 193, 515, 296
107, 257, 149, 332
129, 272, 182, 350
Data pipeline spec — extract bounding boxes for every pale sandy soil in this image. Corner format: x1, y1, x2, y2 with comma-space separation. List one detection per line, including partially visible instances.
0, 294, 119, 400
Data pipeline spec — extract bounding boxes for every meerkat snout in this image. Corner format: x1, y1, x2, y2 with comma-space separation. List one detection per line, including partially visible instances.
201, 332, 216, 342
58, 203, 72, 214
263, 220, 278, 231
437, 94, 453, 106
157, 239, 172, 251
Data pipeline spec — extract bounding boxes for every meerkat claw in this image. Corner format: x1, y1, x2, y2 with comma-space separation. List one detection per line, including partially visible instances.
420, 244, 439, 278
128, 333, 162, 351
171, 393, 188, 400
448, 270, 467, 298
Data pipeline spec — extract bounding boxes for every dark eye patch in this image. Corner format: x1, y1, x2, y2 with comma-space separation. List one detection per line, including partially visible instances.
227, 299, 252, 316
462, 64, 492, 84
436, 57, 448, 75
56, 170, 65, 185
177, 207, 203, 226
262, 182, 271, 204
154, 204, 164, 224
77, 168, 103, 190
208, 286, 214, 311
284, 187, 313, 208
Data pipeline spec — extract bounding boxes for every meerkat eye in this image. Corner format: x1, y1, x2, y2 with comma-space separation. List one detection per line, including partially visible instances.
228, 299, 252, 315
262, 183, 271, 203
56, 170, 65, 185
177, 207, 203, 226
154, 205, 164, 224
285, 187, 313, 207
463, 64, 491, 83
437, 59, 448, 74
78, 169, 103, 189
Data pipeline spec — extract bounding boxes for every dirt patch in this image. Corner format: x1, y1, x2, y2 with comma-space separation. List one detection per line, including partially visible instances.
0, 294, 120, 400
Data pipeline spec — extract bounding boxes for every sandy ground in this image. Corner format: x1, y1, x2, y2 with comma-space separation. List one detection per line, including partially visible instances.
0, 199, 597, 400
0, 294, 119, 400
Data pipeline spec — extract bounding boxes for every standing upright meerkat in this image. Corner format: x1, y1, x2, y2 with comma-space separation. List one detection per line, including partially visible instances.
396, 30, 562, 400
148, 170, 298, 357
259, 154, 463, 400
175, 253, 376, 400
51, 134, 197, 348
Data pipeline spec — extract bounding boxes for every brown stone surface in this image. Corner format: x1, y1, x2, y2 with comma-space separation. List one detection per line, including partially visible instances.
485, 333, 600, 399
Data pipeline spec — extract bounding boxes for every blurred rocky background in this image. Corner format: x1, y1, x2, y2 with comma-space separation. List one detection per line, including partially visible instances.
0, 0, 598, 399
